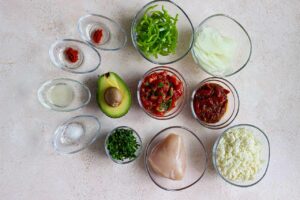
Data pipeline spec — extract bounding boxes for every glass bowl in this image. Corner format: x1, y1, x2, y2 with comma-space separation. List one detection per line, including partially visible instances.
191, 14, 252, 77
191, 77, 239, 129
78, 14, 127, 51
145, 126, 207, 191
37, 78, 91, 112
212, 124, 270, 187
137, 66, 187, 120
53, 115, 101, 154
105, 126, 142, 164
131, 0, 194, 65
49, 39, 101, 74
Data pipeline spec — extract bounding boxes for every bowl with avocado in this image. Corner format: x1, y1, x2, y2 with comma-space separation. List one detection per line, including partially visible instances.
97, 72, 132, 118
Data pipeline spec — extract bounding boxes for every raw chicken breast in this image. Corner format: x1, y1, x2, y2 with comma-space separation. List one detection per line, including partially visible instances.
148, 133, 186, 180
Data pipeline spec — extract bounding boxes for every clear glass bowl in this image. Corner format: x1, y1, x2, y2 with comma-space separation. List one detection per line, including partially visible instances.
131, 0, 194, 65
145, 126, 207, 191
49, 39, 101, 74
37, 78, 91, 112
212, 124, 270, 187
78, 14, 127, 51
137, 66, 187, 120
53, 115, 101, 154
105, 126, 142, 164
191, 77, 239, 129
191, 14, 252, 77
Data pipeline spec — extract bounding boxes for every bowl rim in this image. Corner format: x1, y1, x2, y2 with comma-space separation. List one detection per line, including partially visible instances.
190, 77, 240, 129
191, 13, 252, 77
144, 126, 208, 191
37, 78, 92, 112
137, 66, 187, 120
77, 13, 128, 51
104, 126, 143, 164
53, 115, 101, 155
212, 123, 271, 187
49, 38, 101, 74
131, 0, 194, 65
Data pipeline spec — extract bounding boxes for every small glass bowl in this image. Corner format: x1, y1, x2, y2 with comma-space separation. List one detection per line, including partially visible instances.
78, 14, 127, 51
137, 66, 187, 120
49, 39, 101, 74
191, 14, 252, 77
145, 126, 207, 191
37, 78, 91, 112
191, 77, 239, 129
131, 0, 194, 65
53, 115, 101, 154
105, 126, 142, 164
212, 124, 270, 187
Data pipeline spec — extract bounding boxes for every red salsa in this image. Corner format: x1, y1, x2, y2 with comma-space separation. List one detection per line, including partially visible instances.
193, 83, 229, 123
140, 70, 183, 116
92, 29, 103, 44
64, 47, 79, 63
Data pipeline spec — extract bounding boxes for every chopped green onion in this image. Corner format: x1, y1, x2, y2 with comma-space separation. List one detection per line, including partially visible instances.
106, 128, 140, 161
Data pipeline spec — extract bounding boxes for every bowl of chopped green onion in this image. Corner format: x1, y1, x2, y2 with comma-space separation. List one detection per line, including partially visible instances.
131, 0, 194, 65
105, 126, 142, 164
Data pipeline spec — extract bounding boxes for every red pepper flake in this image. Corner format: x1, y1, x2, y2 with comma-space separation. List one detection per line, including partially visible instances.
64, 47, 79, 63
92, 29, 103, 44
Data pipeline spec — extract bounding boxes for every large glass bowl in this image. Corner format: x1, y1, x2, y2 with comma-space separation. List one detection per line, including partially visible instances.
137, 66, 187, 120
212, 124, 270, 187
131, 0, 194, 65
145, 126, 207, 191
191, 14, 252, 77
191, 77, 239, 129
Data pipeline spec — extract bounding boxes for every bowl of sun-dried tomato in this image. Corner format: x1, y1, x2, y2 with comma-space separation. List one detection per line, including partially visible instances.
191, 77, 239, 129
137, 66, 187, 120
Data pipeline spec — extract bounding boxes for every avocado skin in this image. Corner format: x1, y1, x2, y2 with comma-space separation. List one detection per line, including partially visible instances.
97, 72, 131, 118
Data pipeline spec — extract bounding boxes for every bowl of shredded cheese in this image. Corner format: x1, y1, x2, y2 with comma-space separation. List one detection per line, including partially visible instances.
212, 124, 270, 187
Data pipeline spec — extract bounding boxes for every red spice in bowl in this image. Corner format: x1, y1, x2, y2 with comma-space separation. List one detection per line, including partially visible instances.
64, 47, 79, 63
92, 29, 103, 44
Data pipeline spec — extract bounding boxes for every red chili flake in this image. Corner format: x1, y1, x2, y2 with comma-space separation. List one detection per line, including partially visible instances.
92, 29, 103, 44
64, 47, 78, 63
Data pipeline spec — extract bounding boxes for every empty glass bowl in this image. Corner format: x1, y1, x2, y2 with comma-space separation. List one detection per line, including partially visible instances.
145, 126, 207, 191
131, 0, 194, 64
53, 115, 101, 154
212, 124, 270, 187
37, 78, 91, 112
191, 14, 252, 77
105, 126, 142, 164
191, 77, 239, 129
137, 66, 187, 120
78, 14, 127, 51
49, 39, 101, 74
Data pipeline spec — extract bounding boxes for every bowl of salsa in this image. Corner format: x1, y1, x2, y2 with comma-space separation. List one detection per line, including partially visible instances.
137, 66, 187, 120
191, 77, 239, 129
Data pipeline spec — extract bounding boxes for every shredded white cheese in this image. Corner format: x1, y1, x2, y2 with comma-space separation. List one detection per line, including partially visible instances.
216, 127, 263, 181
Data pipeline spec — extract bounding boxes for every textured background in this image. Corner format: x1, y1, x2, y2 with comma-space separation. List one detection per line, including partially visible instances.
0, 0, 299, 199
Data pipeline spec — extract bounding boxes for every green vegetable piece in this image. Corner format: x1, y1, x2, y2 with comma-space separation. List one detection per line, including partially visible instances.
135, 5, 179, 58
106, 128, 140, 161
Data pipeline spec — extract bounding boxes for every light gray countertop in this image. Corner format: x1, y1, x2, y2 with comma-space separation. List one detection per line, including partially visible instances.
0, 0, 299, 199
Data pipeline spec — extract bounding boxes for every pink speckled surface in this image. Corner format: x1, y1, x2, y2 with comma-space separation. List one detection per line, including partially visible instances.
0, 0, 299, 199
